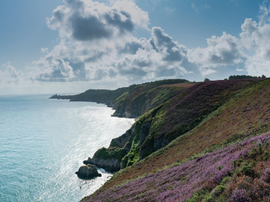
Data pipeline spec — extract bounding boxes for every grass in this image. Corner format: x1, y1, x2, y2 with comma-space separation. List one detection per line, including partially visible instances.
82, 78, 270, 201
90, 79, 270, 193
83, 132, 270, 201
113, 79, 192, 118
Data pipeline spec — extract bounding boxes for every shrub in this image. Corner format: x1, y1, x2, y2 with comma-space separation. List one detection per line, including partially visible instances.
229, 189, 251, 202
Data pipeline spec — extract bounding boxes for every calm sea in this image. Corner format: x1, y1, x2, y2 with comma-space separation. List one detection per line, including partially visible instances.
0, 95, 134, 202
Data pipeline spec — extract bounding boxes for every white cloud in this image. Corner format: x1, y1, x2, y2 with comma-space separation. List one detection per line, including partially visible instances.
31, 0, 197, 84
28, 0, 270, 88
41, 48, 49, 53
240, 3, 270, 76
0, 62, 23, 84
188, 32, 245, 75
46, 0, 149, 41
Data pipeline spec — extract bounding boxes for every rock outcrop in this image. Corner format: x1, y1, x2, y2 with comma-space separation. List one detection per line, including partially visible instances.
83, 157, 120, 173
75, 164, 101, 179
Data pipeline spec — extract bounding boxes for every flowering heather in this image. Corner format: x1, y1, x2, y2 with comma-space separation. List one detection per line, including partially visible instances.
93, 78, 270, 194
229, 189, 252, 202
146, 80, 254, 154
84, 132, 270, 202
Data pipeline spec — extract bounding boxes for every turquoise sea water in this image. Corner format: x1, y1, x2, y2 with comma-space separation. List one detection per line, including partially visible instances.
0, 95, 134, 202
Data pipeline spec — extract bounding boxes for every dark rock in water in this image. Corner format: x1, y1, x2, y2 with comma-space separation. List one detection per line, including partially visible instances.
83, 157, 92, 165
75, 164, 101, 179
83, 157, 120, 173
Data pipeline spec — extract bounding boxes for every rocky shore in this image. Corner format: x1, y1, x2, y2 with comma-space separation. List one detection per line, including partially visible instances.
75, 164, 101, 180
51, 79, 191, 177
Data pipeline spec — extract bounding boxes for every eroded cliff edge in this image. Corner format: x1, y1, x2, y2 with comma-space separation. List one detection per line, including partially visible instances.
80, 78, 270, 202
85, 79, 260, 174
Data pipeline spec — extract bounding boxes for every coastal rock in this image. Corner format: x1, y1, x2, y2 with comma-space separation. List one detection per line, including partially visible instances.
83, 157, 120, 173
109, 126, 136, 151
75, 164, 101, 179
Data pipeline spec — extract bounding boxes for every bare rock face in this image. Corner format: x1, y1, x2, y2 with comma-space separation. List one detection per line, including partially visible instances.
75, 164, 101, 179
83, 157, 120, 173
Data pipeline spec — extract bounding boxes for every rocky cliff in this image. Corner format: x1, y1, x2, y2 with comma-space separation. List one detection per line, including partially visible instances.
82, 78, 270, 202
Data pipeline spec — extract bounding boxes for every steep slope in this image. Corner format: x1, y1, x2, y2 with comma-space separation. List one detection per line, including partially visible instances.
84, 78, 270, 201
84, 81, 194, 172
112, 79, 190, 118
88, 79, 255, 173
84, 132, 270, 201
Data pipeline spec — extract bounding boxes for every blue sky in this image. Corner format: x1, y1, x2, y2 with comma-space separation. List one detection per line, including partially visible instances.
0, 0, 269, 94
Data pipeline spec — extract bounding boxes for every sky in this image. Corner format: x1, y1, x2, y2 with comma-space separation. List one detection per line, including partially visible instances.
0, 0, 270, 95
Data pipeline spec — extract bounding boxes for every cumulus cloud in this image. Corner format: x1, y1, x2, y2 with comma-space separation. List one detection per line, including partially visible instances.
30, 0, 270, 86
32, 55, 75, 82
0, 62, 23, 84
188, 32, 245, 75
46, 0, 149, 41
31, 0, 196, 83
113, 27, 194, 80
240, 3, 270, 76
31, 0, 152, 83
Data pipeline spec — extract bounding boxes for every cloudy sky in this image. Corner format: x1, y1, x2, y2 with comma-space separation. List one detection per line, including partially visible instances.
1, 0, 270, 95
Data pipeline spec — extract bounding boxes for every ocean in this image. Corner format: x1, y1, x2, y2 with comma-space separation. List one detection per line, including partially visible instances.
0, 94, 134, 202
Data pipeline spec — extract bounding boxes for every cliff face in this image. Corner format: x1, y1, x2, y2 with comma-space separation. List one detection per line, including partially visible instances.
89, 79, 256, 173
82, 78, 270, 202
53, 78, 270, 201
51, 79, 191, 173
83, 81, 196, 172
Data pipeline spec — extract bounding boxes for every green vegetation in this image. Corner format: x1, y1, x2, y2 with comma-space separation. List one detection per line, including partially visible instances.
112, 79, 191, 117
78, 78, 270, 201
93, 147, 127, 161
228, 75, 266, 80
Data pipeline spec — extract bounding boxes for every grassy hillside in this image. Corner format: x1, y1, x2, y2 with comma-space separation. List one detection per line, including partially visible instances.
92, 79, 255, 173
82, 78, 270, 201
112, 79, 190, 118
84, 132, 270, 201
87, 80, 195, 172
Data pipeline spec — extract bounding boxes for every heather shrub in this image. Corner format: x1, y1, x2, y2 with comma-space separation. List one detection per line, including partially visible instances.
240, 148, 249, 159
235, 176, 253, 191
250, 178, 270, 199
261, 168, 270, 183
86, 133, 270, 202
228, 189, 251, 202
